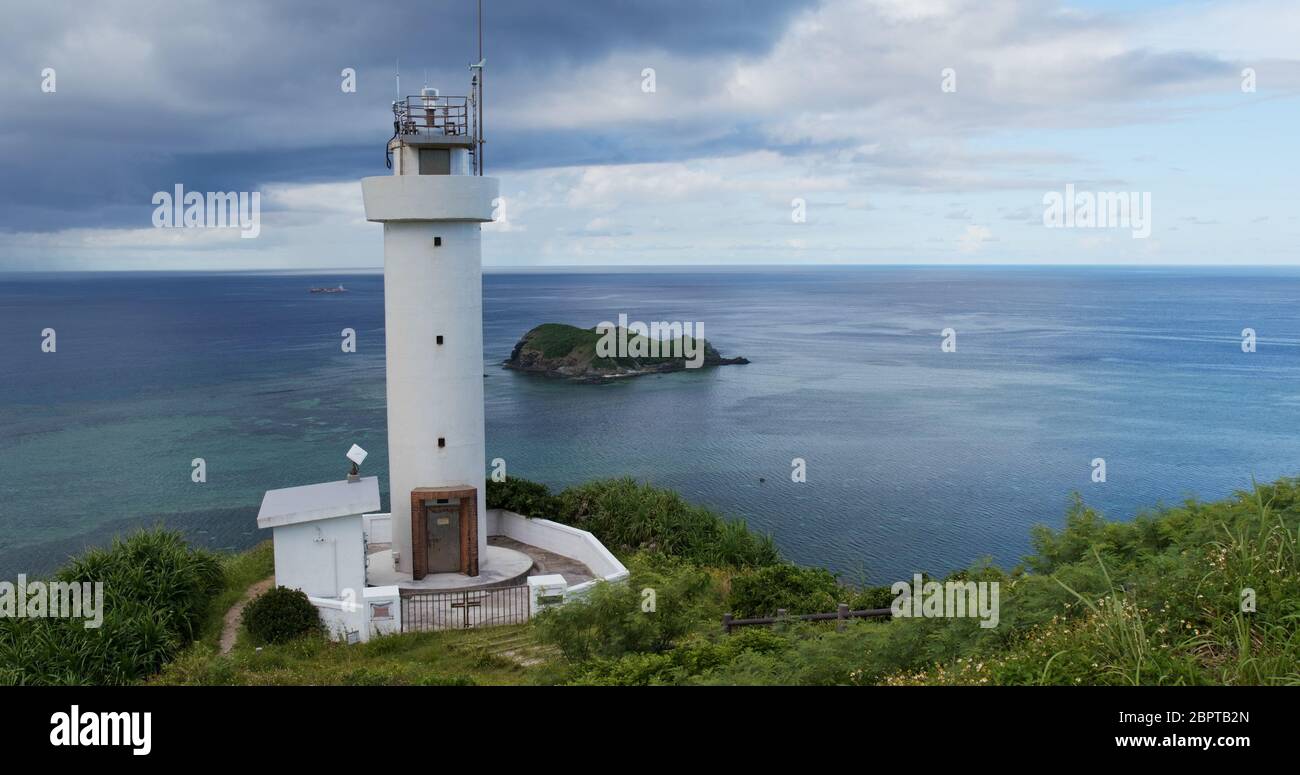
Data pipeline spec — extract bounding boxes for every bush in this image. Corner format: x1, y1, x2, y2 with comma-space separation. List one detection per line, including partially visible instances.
550, 476, 1300, 686
488, 475, 780, 569
241, 586, 322, 645
727, 564, 842, 617
486, 476, 564, 518
534, 555, 722, 661
0, 528, 224, 685
568, 627, 791, 685
556, 478, 779, 568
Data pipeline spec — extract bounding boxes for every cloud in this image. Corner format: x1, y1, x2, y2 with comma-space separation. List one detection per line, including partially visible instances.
2, 0, 1298, 268
958, 224, 994, 252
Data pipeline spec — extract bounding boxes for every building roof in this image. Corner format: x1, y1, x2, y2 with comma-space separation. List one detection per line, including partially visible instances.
256, 476, 381, 530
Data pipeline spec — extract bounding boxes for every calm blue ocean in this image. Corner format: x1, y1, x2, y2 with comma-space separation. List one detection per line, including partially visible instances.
2, 267, 1299, 582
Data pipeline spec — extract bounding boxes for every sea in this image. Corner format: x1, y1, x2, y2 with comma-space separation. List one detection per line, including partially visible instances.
2, 266, 1299, 583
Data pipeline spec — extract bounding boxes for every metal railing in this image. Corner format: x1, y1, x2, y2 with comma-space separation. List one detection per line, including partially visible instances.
722, 604, 892, 633
401, 585, 531, 632
394, 94, 470, 137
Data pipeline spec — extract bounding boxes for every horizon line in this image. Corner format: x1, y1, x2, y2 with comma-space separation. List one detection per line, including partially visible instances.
5, 262, 1300, 275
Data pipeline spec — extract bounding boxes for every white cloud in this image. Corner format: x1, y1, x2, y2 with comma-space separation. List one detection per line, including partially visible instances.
958, 224, 993, 253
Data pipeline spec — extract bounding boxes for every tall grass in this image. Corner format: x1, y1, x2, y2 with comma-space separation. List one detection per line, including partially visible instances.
0, 528, 223, 685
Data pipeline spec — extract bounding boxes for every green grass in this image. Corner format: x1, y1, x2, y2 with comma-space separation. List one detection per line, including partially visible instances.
23, 472, 1298, 686
155, 625, 553, 686
194, 541, 274, 651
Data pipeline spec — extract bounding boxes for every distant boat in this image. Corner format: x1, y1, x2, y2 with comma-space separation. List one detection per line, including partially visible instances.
309, 284, 348, 294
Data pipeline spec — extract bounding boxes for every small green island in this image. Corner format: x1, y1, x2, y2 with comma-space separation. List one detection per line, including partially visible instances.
504, 322, 749, 382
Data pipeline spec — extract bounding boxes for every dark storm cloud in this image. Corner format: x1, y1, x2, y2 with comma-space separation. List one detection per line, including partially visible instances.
0, 0, 817, 232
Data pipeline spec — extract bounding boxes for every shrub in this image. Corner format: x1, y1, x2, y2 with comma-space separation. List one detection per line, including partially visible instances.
534, 555, 722, 661
486, 476, 563, 518
241, 586, 322, 645
727, 564, 842, 617
568, 627, 791, 685
0, 528, 224, 685
556, 478, 780, 568
488, 475, 780, 568
727, 564, 898, 618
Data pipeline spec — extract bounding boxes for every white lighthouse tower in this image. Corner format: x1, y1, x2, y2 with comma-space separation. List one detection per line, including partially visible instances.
362, 76, 497, 579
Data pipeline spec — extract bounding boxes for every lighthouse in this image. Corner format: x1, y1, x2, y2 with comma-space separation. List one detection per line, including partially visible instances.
254, 53, 625, 635
362, 79, 497, 579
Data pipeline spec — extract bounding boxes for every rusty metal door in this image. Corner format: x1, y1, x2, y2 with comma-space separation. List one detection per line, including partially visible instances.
426, 506, 460, 573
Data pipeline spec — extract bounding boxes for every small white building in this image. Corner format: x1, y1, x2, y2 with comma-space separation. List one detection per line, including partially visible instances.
256, 476, 379, 599
256, 476, 405, 643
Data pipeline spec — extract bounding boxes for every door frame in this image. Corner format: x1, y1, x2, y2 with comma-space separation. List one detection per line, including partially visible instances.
410, 485, 478, 580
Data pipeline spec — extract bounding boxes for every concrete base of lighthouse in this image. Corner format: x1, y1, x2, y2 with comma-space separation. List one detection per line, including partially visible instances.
366, 545, 534, 591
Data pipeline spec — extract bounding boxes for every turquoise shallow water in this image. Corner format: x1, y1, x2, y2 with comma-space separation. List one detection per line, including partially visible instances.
2, 266, 1299, 582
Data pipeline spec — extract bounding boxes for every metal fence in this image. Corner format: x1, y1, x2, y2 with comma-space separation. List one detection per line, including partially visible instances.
394, 95, 470, 136
723, 604, 892, 633
401, 585, 531, 632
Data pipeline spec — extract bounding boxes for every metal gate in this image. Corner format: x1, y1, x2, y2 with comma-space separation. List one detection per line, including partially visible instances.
401, 585, 531, 632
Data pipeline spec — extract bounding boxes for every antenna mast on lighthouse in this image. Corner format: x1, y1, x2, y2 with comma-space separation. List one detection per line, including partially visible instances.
469, 0, 486, 176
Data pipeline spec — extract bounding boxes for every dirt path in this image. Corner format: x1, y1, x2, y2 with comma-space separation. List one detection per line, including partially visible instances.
219, 577, 274, 655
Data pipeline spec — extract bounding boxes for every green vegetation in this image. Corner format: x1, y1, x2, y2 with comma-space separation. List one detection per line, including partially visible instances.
727, 563, 893, 617
504, 322, 746, 380
9, 474, 1298, 686
524, 322, 709, 368
486, 475, 564, 519
489, 476, 779, 567
527, 323, 607, 360
533, 555, 722, 661
242, 586, 322, 645
196, 540, 273, 651
0, 528, 224, 685
157, 624, 551, 686
528, 478, 1300, 685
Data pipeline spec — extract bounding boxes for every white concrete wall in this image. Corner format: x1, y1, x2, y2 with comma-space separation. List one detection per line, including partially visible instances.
487, 509, 630, 584
308, 586, 402, 643
362, 174, 497, 222
528, 574, 567, 612
362, 512, 392, 545
309, 595, 366, 643
363, 585, 402, 640
563, 579, 603, 601
272, 513, 366, 600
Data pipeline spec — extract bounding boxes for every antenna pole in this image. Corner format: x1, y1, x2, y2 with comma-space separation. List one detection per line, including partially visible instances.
478, 0, 484, 175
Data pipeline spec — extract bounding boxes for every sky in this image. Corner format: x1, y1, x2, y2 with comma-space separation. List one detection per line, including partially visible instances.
0, 0, 1298, 270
